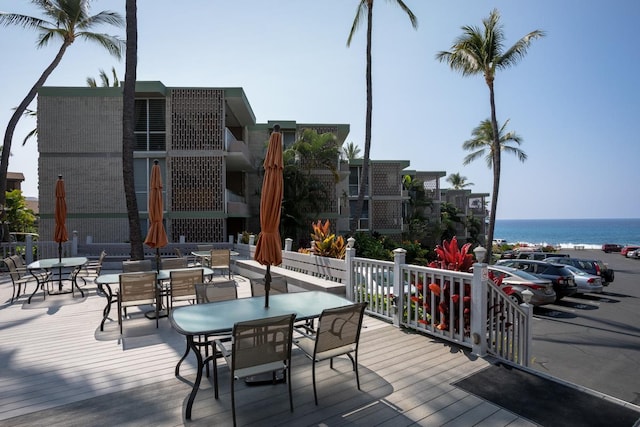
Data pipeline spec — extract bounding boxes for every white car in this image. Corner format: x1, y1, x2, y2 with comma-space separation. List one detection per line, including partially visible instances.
562, 265, 603, 293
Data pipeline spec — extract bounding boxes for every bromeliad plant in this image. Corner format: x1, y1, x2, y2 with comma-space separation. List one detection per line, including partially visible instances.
299, 219, 346, 259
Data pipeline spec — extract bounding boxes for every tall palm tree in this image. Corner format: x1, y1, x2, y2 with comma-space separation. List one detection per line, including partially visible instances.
347, 0, 418, 234
342, 141, 362, 160
436, 9, 544, 261
87, 66, 121, 87
446, 173, 474, 190
463, 119, 527, 168
0, 0, 124, 241
123, 0, 143, 260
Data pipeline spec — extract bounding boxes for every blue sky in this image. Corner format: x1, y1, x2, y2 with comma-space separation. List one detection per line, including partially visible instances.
1, 0, 638, 220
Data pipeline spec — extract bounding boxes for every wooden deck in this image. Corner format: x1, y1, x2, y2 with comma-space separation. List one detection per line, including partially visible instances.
0, 272, 539, 426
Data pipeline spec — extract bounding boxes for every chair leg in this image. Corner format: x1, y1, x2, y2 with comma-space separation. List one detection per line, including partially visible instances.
312, 361, 318, 405
354, 352, 361, 390
231, 371, 236, 427
287, 364, 293, 412
213, 352, 219, 399
117, 300, 123, 335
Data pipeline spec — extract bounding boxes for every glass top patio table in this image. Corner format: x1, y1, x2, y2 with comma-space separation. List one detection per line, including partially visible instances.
170, 291, 352, 336
170, 291, 353, 419
27, 257, 88, 301
95, 267, 215, 285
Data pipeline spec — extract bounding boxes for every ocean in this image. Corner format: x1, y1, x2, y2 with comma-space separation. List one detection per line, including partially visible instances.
493, 218, 640, 249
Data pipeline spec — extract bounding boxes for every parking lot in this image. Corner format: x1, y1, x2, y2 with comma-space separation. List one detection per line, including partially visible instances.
529, 249, 640, 405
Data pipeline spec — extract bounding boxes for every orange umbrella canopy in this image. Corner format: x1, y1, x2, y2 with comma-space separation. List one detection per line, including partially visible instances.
54, 175, 68, 244
144, 160, 168, 249
254, 128, 284, 267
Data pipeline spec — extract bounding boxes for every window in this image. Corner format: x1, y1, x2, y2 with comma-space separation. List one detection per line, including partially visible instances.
135, 99, 166, 151
349, 166, 369, 196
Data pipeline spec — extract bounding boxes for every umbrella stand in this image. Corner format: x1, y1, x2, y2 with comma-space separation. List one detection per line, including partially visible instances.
155, 248, 160, 273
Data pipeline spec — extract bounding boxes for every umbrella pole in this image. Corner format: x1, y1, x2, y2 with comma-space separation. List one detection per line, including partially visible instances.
156, 248, 160, 273
58, 242, 63, 291
264, 265, 271, 308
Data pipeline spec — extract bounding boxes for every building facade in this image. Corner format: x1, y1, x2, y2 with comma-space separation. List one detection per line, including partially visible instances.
37, 82, 349, 244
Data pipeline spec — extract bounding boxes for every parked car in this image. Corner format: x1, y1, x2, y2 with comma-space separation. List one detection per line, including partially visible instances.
562, 265, 603, 294
487, 265, 556, 306
545, 257, 615, 285
621, 246, 640, 257
515, 251, 569, 260
602, 243, 622, 253
495, 259, 577, 300
628, 248, 640, 259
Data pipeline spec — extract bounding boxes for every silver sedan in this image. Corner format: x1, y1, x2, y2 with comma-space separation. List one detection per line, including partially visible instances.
563, 265, 603, 293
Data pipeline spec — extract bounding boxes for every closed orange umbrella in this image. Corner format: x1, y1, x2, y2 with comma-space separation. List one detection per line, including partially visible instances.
254, 125, 284, 307
144, 160, 168, 270
54, 175, 68, 261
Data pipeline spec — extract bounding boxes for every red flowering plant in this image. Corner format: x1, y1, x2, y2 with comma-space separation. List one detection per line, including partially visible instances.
423, 237, 474, 332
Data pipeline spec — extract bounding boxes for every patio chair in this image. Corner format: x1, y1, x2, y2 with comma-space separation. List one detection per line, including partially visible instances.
174, 280, 239, 377
174, 247, 197, 266
294, 302, 368, 405
213, 313, 296, 426
4, 255, 50, 303
168, 268, 204, 312
79, 250, 107, 286
117, 271, 160, 334
209, 249, 231, 278
161, 257, 188, 270
122, 259, 153, 273
249, 276, 288, 296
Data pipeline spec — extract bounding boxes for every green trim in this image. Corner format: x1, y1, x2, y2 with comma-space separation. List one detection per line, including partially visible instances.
40, 213, 129, 219
170, 211, 227, 219
39, 81, 168, 98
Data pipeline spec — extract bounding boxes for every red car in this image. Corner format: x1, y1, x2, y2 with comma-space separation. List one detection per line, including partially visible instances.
602, 244, 622, 253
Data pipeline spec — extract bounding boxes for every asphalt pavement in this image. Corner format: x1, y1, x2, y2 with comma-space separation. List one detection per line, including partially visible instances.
527, 249, 640, 405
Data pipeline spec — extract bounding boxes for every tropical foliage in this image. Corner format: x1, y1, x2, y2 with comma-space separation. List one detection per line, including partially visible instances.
446, 173, 473, 189
300, 220, 346, 259
342, 142, 362, 160
463, 119, 527, 168
5, 190, 37, 236
87, 66, 121, 87
281, 129, 342, 249
436, 8, 544, 262
0, 0, 124, 241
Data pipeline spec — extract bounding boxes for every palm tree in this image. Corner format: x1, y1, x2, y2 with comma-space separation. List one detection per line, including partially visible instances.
463, 119, 527, 168
87, 66, 121, 87
446, 173, 474, 190
347, 0, 418, 234
342, 141, 362, 160
123, 0, 143, 260
0, 0, 124, 241
436, 8, 544, 261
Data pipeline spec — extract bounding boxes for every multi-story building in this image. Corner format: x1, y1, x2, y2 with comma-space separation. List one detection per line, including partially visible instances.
36, 82, 349, 244
36, 80, 483, 247
441, 188, 489, 244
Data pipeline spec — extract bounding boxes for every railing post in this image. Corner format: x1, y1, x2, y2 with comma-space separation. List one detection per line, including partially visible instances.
520, 298, 533, 367
345, 237, 356, 301
72, 230, 78, 256
392, 248, 406, 328
471, 259, 488, 357
284, 238, 292, 252
25, 234, 34, 264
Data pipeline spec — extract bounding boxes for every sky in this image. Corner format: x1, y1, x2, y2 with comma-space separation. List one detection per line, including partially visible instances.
1, 0, 639, 220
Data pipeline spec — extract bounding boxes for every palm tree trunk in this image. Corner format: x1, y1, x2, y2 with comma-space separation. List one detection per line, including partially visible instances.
0, 42, 71, 241
487, 80, 501, 263
123, 0, 144, 259
351, 1, 374, 234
